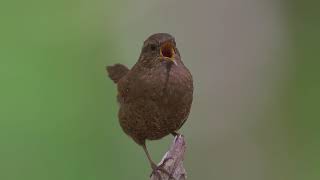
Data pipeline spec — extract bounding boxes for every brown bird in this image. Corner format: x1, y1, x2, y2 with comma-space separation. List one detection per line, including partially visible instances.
106, 33, 193, 176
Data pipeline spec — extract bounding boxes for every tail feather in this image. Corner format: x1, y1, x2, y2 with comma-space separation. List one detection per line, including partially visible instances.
106, 64, 129, 83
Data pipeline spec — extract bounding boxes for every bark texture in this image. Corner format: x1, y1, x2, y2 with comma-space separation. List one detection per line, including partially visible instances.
150, 135, 187, 180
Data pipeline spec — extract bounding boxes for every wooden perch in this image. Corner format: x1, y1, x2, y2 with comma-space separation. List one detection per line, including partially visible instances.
150, 135, 187, 180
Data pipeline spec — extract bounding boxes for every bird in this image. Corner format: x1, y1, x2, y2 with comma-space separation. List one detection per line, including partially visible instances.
106, 33, 193, 177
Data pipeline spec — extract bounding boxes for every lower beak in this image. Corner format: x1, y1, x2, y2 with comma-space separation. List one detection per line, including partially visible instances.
160, 42, 177, 65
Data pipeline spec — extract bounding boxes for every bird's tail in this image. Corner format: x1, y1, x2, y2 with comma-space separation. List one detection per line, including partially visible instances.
106, 64, 129, 83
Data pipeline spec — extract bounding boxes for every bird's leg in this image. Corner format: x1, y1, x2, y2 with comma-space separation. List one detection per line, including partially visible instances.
142, 143, 173, 179
171, 131, 180, 137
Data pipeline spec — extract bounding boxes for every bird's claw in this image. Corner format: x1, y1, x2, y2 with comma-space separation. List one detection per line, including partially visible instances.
150, 157, 176, 180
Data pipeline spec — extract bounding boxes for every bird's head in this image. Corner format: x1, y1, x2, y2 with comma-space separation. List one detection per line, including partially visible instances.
139, 33, 181, 68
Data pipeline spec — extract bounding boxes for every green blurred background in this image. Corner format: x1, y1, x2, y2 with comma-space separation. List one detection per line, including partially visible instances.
0, 0, 319, 179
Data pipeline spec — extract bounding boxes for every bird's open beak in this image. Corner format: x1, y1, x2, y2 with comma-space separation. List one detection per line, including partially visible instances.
160, 41, 177, 65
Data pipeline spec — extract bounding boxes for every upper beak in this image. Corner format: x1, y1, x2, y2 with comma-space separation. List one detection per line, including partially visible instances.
160, 41, 177, 65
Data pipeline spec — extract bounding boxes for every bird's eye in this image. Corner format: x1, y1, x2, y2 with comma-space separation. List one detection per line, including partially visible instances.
150, 44, 157, 51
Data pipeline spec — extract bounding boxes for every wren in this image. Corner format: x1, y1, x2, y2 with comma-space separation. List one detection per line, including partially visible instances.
106, 33, 193, 176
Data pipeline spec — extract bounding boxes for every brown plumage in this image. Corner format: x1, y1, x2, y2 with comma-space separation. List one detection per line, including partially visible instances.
106, 33, 193, 176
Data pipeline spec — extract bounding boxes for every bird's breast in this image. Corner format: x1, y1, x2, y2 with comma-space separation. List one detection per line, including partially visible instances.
139, 65, 193, 104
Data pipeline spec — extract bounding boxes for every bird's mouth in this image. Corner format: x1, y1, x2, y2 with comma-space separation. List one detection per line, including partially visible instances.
160, 41, 176, 65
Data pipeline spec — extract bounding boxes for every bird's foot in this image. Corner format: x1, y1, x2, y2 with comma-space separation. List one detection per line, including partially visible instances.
150, 158, 175, 180
171, 132, 180, 137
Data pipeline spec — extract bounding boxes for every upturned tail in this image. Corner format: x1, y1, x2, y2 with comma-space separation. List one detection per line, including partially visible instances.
106, 63, 129, 83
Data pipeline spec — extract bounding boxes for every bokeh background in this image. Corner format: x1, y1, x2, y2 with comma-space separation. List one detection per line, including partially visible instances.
1, 0, 319, 179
